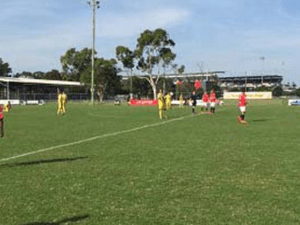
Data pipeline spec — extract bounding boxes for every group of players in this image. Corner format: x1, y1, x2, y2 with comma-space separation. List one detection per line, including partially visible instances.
0, 89, 247, 138
157, 88, 248, 124
57, 91, 68, 115
157, 90, 172, 119
157, 89, 219, 119
191, 89, 217, 115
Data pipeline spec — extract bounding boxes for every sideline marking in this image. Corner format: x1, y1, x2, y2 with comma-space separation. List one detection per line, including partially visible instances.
0, 114, 195, 163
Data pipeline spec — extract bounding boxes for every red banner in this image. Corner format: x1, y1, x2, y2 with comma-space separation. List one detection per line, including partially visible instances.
130, 99, 158, 106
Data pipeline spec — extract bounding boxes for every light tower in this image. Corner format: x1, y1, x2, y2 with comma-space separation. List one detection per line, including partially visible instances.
87, 0, 100, 104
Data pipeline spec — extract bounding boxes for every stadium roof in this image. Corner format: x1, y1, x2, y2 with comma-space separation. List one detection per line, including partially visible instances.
122, 71, 225, 80
0, 77, 82, 86
219, 75, 283, 83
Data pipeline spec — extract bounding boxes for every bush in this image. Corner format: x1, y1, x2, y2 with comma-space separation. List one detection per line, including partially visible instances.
272, 86, 283, 97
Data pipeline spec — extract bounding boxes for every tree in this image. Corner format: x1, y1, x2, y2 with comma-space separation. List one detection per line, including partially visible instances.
80, 58, 121, 102
272, 86, 283, 97
0, 58, 12, 77
134, 29, 176, 99
44, 70, 63, 80
134, 28, 177, 99
60, 48, 93, 81
16, 71, 33, 78
32, 71, 45, 79
116, 46, 135, 96
296, 88, 300, 97
116, 46, 135, 70
61, 48, 123, 101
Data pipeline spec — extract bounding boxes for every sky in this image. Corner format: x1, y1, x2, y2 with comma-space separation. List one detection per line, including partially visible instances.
1, 0, 300, 85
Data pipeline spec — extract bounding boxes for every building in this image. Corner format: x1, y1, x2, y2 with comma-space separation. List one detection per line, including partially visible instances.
219, 75, 283, 90
0, 77, 86, 101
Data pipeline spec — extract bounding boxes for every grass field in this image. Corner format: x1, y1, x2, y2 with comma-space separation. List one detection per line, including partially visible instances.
1, 99, 300, 225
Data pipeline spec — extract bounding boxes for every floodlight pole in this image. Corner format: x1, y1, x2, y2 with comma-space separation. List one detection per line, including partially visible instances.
130, 70, 133, 99
88, 0, 100, 104
163, 67, 166, 93
245, 71, 247, 92
7, 81, 10, 100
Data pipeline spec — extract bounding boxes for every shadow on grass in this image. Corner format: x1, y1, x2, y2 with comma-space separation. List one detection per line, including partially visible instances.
21, 214, 90, 225
251, 119, 271, 122
0, 156, 88, 168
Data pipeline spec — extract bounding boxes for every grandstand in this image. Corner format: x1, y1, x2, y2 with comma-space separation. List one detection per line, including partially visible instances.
0, 77, 86, 101
123, 71, 225, 80
0, 73, 285, 102
219, 75, 283, 90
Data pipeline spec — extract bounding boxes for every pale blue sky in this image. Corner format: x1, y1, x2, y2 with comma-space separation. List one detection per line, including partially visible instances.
1, 0, 300, 84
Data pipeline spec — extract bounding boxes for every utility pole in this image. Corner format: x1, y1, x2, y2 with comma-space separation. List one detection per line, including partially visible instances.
87, 0, 100, 104
7, 80, 10, 100
163, 67, 166, 93
245, 71, 247, 92
130, 70, 133, 99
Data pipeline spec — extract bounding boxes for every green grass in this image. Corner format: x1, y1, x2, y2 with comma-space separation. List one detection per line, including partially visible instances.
1, 100, 300, 225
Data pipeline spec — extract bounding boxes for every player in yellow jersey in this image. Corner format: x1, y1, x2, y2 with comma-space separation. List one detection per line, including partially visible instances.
57, 92, 63, 115
179, 94, 184, 108
3, 102, 11, 112
61, 91, 67, 114
165, 92, 172, 110
157, 89, 165, 119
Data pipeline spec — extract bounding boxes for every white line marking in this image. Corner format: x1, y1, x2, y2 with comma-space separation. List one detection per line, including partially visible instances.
0, 114, 192, 163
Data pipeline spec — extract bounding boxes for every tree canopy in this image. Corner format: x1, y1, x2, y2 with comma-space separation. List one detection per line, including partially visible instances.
134, 28, 176, 75
80, 57, 121, 100
60, 48, 121, 100
0, 58, 12, 77
116, 28, 181, 99
116, 46, 135, 71
60, 48, 93, 81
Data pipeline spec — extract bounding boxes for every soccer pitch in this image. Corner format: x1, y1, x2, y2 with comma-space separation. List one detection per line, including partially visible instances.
1, 100, 300, 225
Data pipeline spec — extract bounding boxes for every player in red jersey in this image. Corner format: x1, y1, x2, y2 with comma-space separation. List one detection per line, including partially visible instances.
209, 89, 217, 114
238, 91, 247, 124
0, 105, 4, 138
201, 91, 209, 113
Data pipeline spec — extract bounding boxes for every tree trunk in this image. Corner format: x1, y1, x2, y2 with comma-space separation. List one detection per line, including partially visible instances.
97, 90, 104, 102
149, 76, 157, 99
152, 84, 157, 100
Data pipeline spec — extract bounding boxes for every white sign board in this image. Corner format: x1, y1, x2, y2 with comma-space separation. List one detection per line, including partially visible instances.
223, 92, 272, 99
288, 99, 300, 106
0, 99, 20, 105
21, 100, 45, 105
172, 100, 204, 106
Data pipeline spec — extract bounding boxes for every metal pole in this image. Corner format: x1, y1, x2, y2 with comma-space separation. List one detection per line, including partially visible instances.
88, 0, 100, 104
7, 81, 9, 100
163, 67, 166, 93
130, 69, 133, 99
245, 71, 247, 92
91, 0, 96, 104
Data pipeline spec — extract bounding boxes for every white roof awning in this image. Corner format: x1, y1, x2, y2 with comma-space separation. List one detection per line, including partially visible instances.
0, 77, 82, 86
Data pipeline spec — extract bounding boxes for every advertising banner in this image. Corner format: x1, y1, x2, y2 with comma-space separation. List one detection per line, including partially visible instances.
223, 92, 272, 99
288, 99, 300, 106
0, 99, 20, 105
130, 99, 158, 106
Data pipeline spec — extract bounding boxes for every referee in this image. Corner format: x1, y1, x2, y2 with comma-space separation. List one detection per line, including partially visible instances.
0, 105, 4, 138
191, 91, 197, 114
